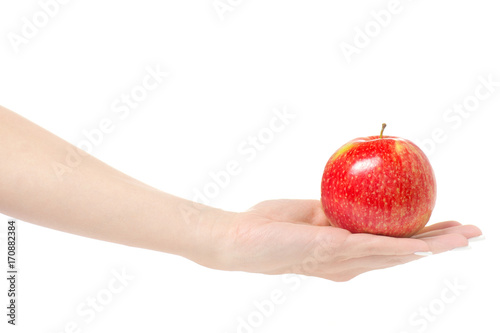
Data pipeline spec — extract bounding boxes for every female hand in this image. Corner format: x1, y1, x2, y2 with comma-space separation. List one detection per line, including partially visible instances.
219, 199, 482, 281
0, 106, 483, 283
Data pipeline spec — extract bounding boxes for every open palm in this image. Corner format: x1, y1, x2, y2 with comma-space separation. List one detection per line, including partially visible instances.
224, 199, 482, 282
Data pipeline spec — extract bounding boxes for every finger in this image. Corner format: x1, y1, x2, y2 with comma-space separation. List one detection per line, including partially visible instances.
415, 221, 462, 235
344, 233, 470, 271
321, 230, 474, 282
345, 253, 425, 276
419, 233, 469, 254
318, 251, 433, 282
413, 224, 482, 240
341, 233, 430, 259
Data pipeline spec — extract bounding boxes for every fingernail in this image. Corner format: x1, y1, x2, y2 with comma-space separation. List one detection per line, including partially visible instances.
468, 235, 485, 242
451, 245, 472, 252
414, 251, 433, 256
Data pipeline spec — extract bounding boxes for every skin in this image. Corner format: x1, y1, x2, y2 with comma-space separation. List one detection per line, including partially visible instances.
0, 105, 482, 282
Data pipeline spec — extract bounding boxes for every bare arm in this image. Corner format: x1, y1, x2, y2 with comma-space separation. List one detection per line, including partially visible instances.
0, 105, 231, 267
0, 105, 482, 282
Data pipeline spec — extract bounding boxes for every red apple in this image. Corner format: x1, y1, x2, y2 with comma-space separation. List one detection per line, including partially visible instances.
321, 124, 436, 237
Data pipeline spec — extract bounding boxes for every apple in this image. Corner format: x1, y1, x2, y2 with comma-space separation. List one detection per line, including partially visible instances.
320, 124, 437, 237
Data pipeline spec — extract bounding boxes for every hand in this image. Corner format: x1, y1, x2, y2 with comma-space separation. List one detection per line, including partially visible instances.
220, 199, 482, 282
0, 106, 483, 283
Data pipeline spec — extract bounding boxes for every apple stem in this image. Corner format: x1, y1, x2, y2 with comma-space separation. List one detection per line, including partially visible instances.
380, 123, 387, 138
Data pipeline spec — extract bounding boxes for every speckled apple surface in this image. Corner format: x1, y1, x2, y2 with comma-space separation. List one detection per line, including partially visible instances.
321, 134, 437, 237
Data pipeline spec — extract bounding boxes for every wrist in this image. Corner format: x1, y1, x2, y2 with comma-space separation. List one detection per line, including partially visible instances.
177, 200, 237, 270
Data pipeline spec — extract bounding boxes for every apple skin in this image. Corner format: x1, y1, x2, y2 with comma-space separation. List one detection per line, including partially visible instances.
321, 134, 437, 238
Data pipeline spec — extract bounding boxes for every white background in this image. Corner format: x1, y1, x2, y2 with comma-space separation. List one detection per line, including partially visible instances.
1, 0, 499, 332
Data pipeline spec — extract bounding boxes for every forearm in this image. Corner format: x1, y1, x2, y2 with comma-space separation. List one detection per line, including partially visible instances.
0, 105, 233, 266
